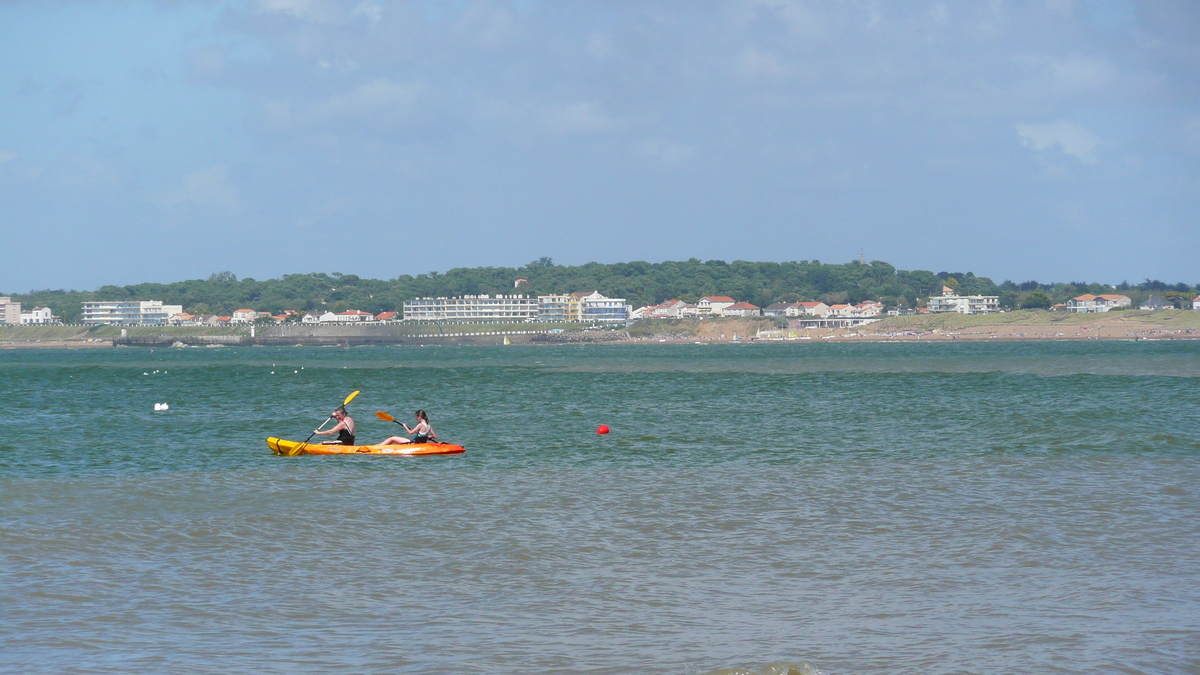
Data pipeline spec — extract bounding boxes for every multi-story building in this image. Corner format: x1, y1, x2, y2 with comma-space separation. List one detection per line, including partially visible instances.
1067, 294, 1131, 313
927, 286, 1000, 314
0, 297, 21, 324
723, 302, 761, 317
81, 301, 183, 326
403, 295, 539, 323
537, 294, 577, 323
576, 291, 629, 323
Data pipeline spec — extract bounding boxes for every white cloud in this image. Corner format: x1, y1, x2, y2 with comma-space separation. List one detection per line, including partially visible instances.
1016, 121, 1100, 164
637, 138, 695, 165
544, 102, 616, 135
158, 165, 238, 208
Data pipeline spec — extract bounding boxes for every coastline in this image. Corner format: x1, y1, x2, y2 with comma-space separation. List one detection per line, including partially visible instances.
2, 310, 1198, 348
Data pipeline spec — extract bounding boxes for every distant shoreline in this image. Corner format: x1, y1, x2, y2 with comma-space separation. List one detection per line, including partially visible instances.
2, 310, 1198, 348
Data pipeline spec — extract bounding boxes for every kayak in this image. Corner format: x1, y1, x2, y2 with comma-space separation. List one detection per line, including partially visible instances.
267, 437, 465, 456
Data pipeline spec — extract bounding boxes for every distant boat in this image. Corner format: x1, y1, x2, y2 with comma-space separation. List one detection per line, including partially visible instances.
731, 333, 740, 342
503, 336, 511, 345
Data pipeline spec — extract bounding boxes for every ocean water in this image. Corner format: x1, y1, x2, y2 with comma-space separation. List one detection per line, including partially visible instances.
1, 342, 1198, 674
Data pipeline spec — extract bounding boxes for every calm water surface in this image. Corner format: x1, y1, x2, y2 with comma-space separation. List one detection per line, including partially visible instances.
2, 342, 1198, 674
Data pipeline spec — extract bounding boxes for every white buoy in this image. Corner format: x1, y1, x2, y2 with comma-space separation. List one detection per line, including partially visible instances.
162, 403, 169, 410
154, 403, 163, 411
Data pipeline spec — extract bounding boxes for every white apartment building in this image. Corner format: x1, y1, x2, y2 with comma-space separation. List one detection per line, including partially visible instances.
404, 295, 539, 323
20, 306, 55, 324
576, 291, 630, 323
81, 300, 184, 326
927, 286, 1000, 315
0, 297, 21, 324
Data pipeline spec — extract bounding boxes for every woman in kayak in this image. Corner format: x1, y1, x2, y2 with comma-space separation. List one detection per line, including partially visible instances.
314, 406, 356, 445
381, 409, 436, 445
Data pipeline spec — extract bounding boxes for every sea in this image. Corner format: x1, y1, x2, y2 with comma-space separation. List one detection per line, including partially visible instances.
1, 341, 1198, 675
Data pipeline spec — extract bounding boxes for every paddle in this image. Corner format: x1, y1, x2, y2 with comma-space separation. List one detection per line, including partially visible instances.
376, 411, 439, 444
287, 390, 360, 457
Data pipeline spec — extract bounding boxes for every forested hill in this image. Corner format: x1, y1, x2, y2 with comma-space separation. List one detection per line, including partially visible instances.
6, 259, 1196, 322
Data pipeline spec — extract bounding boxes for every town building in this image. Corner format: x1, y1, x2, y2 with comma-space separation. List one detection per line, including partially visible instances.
230, 309, 258, 324
1066, 294, 1131, 313
697, 296, 736, 316
537, 294, 577, 323
0, 297, 21, 325
1140, 296, 1170, 311
20, 306, 56, 324
336, 310, 374, 322
81, 300, 183, 326
723, 302, 761, 317
1194, 297, 1200, 311
927, 286, 1000, 314
404, 295, 539, 323
375, 311, 398, 322
795, 302, 830, 317
576, 291, 630, 323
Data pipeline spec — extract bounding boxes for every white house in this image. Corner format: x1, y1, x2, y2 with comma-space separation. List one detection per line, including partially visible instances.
852, 301, 884, 317
1067, 294, 1131, 313
20, 306, 55, 324
794, 302, 830, 317
230, 309, 258, 324
336, 310, 374, 322
697, 296, 736, 316
723, 302, 761, 317
301, 313, 322, 324
1194, 297, 1200, 310
763, 302, 794, 317
317, 311, 340, 323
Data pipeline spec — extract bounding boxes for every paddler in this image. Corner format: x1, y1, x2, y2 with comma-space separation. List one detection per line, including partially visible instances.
380, 409, 436, 445
314, 405, 356, 445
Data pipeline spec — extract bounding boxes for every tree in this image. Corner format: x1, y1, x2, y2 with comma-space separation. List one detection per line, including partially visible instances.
1019, 291, 1053, 309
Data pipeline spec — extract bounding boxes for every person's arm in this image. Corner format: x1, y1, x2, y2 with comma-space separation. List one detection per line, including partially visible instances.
401, 423, 414, 434
315, 420, 346, 436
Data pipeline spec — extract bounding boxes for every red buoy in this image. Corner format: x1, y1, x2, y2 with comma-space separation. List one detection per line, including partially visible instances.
597, 425, 610, 435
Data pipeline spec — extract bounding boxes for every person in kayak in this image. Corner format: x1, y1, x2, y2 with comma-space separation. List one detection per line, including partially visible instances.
314, 406, 356, 445
381, 409, 436, 445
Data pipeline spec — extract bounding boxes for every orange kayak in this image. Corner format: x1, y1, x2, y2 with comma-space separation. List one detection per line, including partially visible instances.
267, 437, 465, 456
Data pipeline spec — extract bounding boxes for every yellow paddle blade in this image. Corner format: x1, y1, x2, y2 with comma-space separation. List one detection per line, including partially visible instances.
343, 390, 361, 406
375, 411, 395, 422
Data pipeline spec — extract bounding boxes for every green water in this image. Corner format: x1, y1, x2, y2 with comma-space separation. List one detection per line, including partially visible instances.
2, 342, 1198, 674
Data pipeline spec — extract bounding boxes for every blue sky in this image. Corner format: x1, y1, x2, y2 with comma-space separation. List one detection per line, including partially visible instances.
1, 0, 1197, 291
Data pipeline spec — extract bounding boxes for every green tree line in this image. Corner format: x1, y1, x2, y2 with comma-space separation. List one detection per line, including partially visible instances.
5, 260, 1196, 322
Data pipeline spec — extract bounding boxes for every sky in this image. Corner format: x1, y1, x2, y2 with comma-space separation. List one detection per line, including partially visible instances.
1, 0, 1197, 292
